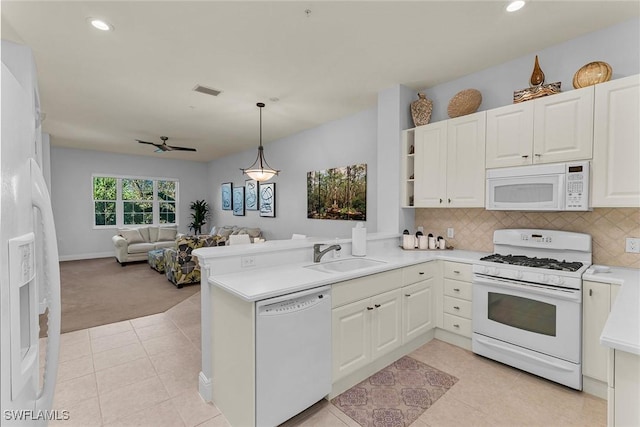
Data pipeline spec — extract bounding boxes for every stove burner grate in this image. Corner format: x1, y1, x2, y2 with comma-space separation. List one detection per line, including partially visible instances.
480, 254, 583, 272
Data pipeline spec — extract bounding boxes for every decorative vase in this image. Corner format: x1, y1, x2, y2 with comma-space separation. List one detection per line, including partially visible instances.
410, 93, 433, 127
530, 55, 545, 87
573, 61, 612, 88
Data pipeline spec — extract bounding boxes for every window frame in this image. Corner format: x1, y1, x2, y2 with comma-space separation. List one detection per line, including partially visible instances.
92, 174, 179, 229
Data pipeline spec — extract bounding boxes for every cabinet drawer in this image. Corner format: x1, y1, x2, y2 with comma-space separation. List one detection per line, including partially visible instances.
443, 313, 472, 338
332, 269, 403, 308
402, 261, 437, 286
443, 279, 472, 301
443, 296, 472, 319
443, 261, 473, 282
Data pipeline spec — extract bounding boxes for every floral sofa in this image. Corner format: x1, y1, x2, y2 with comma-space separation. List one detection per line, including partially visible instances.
112, 225, 178, 265
164, 235, 223, 288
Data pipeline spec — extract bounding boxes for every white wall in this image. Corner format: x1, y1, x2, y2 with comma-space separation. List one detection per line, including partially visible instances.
51, 147, 210, 259
207, 108, 378, 240
421, 18, 640, 122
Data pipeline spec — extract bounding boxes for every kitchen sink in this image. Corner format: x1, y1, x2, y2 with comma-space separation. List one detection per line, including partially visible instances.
305, 257, 386, 273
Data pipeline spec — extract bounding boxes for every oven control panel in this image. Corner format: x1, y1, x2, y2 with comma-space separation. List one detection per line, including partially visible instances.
521, 233, 552, 243
565, 161, 590, 210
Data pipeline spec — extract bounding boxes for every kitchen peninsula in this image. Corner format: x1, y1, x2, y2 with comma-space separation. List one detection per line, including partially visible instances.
193, 234, 486, 427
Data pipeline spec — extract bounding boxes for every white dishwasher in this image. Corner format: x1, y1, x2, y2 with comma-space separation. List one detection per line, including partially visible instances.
256, 285, 331, 427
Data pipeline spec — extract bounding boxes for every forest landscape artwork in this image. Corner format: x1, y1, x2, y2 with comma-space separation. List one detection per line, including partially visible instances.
307, 163, 366, 221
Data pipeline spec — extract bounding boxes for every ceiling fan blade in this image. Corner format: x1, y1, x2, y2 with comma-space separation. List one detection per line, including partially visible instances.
136, 139, 160, 146
168, 145, 197, 152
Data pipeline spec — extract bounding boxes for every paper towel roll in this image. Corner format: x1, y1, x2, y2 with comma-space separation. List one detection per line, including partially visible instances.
352, 222, 367, 256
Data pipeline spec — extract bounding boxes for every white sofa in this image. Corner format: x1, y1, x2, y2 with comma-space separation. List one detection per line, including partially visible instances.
112, 225, 178, 265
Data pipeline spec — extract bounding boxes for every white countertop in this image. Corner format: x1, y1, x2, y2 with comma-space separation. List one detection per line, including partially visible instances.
208, 248, 486, 302
585, 266, 640, 356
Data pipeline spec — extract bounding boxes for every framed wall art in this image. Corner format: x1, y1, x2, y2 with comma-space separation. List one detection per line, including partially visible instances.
232, 186, 245, 216
245, 179, 259, 211
259, 182, 276, 218
307, 163, 366, 221
221, 182, 232, 210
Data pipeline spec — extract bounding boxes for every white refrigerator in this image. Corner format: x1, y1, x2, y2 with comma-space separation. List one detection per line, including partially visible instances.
1, 40, 61, 425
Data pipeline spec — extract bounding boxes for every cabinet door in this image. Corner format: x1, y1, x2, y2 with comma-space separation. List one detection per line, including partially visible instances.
370, 289, 402, 360
446, 111, 486, 207
332, 299, 371, 381
402, 279, 434, 344
582, 280, 611, 382
532, 86, 594, 164
414, 122, 447, 207
592, 75, 640, 207
486, 102, 534, 168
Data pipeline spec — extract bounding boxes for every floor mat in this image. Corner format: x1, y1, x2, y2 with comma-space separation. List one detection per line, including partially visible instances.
331, 356, 458, 427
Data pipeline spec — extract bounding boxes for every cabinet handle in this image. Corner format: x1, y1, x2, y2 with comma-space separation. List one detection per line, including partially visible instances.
453, 306, 460, 310
419, 272, 425, 275
374, 304, 381, 308
453, 270, 460, 274
589, 289, 593, 296
521, 155, 529, 158
453, 288, 460, 292
534, 154, 542, 157
448, 198, 451, 204
453, 324, 460, 328
367, 306, 374, 310
439, 198, 443, 204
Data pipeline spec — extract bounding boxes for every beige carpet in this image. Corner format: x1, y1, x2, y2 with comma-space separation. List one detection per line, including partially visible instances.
39, 258, 199, 336
331, 356, 458, 427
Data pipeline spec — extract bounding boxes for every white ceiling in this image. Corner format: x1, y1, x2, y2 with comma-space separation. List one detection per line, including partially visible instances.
2, 1, 638, 162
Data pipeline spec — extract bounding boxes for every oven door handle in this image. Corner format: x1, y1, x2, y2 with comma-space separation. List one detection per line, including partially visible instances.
475, 336, 575, 371
473, 275, 581, 302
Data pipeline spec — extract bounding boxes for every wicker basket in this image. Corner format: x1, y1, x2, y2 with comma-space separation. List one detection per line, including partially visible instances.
447, 89, 482, 118
573, 61, 612, 89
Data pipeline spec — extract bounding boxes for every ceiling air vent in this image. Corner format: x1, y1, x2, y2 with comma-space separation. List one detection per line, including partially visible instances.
193, 84, 222, 97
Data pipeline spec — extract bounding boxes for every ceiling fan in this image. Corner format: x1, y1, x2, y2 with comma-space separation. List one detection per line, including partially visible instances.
136, 136, 197, 152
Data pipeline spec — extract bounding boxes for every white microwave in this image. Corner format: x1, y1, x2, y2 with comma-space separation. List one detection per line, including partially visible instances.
486, 161, 590, 211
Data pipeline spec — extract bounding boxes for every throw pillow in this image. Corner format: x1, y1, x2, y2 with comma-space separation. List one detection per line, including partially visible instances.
137, 227, 150, 243
119, 229, 144, 244
157, 227, 177, 242
149, 226, 159, 242
245, 228, 262, 238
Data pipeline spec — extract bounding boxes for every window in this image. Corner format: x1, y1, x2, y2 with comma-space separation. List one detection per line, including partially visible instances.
92, 175, 179, 227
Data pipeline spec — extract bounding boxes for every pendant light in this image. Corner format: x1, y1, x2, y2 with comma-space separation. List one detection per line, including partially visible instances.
241, 102, 280, 182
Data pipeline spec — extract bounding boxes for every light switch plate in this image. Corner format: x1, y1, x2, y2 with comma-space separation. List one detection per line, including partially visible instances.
625, 238, 640, 253
447, 228, 455, 239
241, 256, 256, 267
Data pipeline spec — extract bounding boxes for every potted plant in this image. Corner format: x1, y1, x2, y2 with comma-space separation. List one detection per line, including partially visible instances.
188, 199, 211, 235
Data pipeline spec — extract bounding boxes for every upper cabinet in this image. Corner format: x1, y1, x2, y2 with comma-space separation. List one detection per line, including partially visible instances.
592, 75, 640, 207
486, 86, 594, 168
412, 112, 486, 208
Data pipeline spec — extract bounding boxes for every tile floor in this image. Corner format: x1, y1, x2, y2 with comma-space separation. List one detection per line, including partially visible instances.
41, 292, 606, 427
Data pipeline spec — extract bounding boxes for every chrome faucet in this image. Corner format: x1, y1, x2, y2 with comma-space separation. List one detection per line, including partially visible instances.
313, 243, 341, 263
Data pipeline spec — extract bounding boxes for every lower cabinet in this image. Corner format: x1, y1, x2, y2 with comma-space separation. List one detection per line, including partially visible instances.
402, 279, 434, 344
332, 289, 402, 381
441, 261, 473, 338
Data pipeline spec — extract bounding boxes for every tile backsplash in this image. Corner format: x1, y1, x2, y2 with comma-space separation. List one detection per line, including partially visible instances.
415, 208, 640, 269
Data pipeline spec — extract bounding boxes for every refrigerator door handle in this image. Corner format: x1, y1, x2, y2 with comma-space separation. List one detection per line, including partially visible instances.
30, 159, 61, 411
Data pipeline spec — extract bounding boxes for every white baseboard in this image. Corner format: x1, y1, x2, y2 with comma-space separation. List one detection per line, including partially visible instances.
199, 372, 212, 402
58, 251, 113, 261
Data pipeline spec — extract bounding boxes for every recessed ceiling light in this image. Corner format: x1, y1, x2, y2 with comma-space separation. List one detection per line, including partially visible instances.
87, 18, 114, 31
506, 1, 525, 12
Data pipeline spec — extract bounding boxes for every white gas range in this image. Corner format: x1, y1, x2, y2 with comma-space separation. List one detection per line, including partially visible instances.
472, 229, 592, 390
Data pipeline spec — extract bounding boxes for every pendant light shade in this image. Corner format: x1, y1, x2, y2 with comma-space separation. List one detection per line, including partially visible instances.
241, 102, 280, 182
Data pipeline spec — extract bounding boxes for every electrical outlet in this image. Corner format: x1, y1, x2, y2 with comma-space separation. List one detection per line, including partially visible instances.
626, 238, 640, 253
241, 256, 256, 267
447, 228, 455, 239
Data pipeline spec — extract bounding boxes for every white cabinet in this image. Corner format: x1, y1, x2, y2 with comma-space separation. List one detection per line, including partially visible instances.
486, 101, 534, 168
583, 281, 616, 382
370, 290, 403, 360
486, 86, 594, 168
412, 112, 486, 208
441, 261, 473, 338
401, 265, 438, 344
592, 74, 640, 207
413, 121, 447, 207
614, 350, 640, 427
